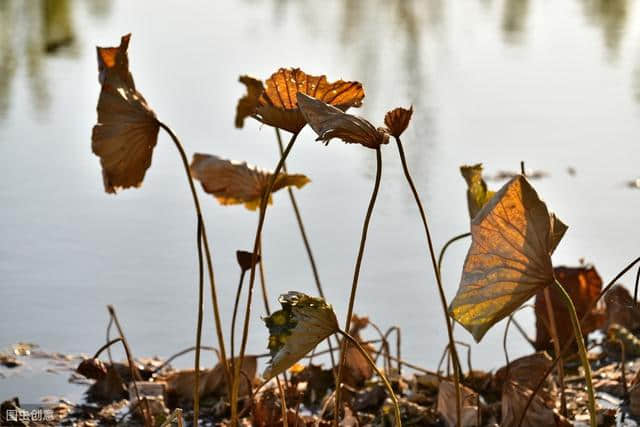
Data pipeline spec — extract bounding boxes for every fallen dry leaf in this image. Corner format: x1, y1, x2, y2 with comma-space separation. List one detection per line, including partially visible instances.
76, 358, 108, 381
493, 352, 554, 396
604, 284, 640, 332
236, 68, 364, 134
297, 93, 389, 149
535, 265, 604, 351
383, 106, 413, 138
437, 380, 479, 427
190, 153, 309, 211
449, 175, 567, 341
342, 315, 374, 387
159, 355, 257, 404
263, 292, 339, 380
91, 34, 159, 194
460, 163, 494, 220
501, 380, 571, 427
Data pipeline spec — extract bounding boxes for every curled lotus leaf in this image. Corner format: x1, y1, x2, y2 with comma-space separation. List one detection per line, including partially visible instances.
235, 68, 365, 134
383, 106, 413, 138
236, 250, 260, 272
91, 34, 159, 194
449, 175, 567, 342
460, 163, 495, 220
190, 153, 310, 211
297, 93, 389, 149
263, 292, 339, 380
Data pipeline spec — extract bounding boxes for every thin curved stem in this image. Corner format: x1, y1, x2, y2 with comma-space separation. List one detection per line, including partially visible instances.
437, 232, 471, 280
551, 279, 595, 427
276, 376, 289, 427
275, 128, 337, 371
107, 305, 152, 427
194, 217, 204, 422
92, 338, 122, 359
334, 147, 382, 426
634, 266, 640, 304
231, 131, 300, 425
230, 269, 247, 377
338, 330, 402, 427
258, 241, 271, 315
518, 256, 640, 427
395, 137, 462, 426
543, 287, 566, 416
158, 121, 230, 390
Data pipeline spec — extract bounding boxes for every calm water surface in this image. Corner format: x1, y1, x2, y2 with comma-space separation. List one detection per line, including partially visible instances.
1, 0, 639, 403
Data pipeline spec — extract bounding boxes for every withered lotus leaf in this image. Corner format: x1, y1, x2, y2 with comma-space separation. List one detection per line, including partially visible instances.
297, 93, 389, 149
91, 34, 160, 194
263, 292, 339, 380
189, 153, 310, 211
460, 164, 494, 219
235, 68, 365, 134
449, 175, 567, 342
383, 106, 413, 138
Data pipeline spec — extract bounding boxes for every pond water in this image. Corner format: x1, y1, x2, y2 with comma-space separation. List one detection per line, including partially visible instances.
1, 0, 639, 404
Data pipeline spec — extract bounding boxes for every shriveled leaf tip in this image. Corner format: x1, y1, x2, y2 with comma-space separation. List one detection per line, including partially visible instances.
449, 175, 567, 342
297, 93, 389, 149
236, 250, 260, 271
263, 292, 339, 380
384, 106, 413, 138
460, 163, 494, 219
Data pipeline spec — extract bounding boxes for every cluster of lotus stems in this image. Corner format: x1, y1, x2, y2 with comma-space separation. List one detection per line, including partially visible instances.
90, 34, 639, 427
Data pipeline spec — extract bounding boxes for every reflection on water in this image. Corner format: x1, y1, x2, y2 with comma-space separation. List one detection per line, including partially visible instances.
582, 0, 628, 59
502, 0, 529, 44
0, 1, 16, 117
0, 0, 76, 118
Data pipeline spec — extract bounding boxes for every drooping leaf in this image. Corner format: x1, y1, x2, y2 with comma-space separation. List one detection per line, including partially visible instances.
534, 265, 604, 351
263, 292, 339, 380
235, 68, 364, 133
384, 106, 413, 138
449, 175, 567, 342
297, 93, 389, 149
91, 34, 159, 194
190, 153, 310, 211
460, 163, 494, 219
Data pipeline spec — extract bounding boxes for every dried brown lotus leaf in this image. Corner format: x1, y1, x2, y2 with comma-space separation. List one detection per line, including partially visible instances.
449, 175, 566, 342
384, 106, 413, 138
236, 68, 364, 133
91, 33, 159, 194
297, 93, 389, 149
189, 153, 310, 211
